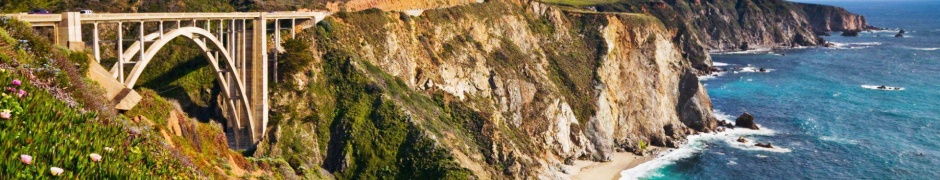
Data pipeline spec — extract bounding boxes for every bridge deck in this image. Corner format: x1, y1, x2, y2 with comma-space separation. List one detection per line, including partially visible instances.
2, 11, 330, 23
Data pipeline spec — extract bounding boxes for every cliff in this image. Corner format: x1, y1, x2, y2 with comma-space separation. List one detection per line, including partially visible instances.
254, 1, 716, 178
796, 2, 871, 35
580, 0, 869, 71
1, 0, 870, 179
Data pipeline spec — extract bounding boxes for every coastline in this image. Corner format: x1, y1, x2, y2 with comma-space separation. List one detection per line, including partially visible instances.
568, 147, 665, 180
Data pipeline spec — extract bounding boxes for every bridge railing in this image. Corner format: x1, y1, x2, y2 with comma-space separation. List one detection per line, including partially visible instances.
0, 14, 62, 23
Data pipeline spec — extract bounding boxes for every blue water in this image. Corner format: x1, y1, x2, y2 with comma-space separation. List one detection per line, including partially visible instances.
624, 1, 940, 179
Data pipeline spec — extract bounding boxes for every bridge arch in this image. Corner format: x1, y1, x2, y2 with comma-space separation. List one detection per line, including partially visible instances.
118, 26, 255, 128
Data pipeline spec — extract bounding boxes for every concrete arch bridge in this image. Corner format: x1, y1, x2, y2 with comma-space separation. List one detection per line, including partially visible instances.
3, 12, 330, 149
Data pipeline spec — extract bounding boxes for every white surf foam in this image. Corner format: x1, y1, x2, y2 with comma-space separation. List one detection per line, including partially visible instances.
713, 62, 730, 67
820, 136, 860, 145
861, 85, 905, 91
738, 66, 775, 73
903, 47, 940, 51
715, 48, 773, 55
827, 42, 883, 49
620, 110, 789, 180
698, 71, 728, 81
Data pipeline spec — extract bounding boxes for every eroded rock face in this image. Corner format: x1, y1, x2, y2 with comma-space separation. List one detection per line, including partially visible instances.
262, 1, 737, 179
797, 3, 871, 35
589, 0, 871, 72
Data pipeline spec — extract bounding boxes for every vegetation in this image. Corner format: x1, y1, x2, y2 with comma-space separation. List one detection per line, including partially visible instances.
276, 38, 316, 84
0, 18, 196, 178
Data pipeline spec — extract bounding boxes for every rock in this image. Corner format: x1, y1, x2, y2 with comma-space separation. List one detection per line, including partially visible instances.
737, 137, 747, 143
755, 142, 774, 148
841, 30, 860, 36
895, 33, 904, 38
564, 157, 575, 165
823, 42, 836, 47
735, 112, 760, 130
664, 124, 677, 137
739, 42, 750, 51
899, 29, 906, 34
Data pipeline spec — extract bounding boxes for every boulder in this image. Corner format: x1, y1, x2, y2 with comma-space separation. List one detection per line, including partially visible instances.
899, 29, 906, 34
755, 142, 774, 148
737, 137, 748, 143
841, 30, 860, 37
735, 112, 760, 130
895, 33, 904, 38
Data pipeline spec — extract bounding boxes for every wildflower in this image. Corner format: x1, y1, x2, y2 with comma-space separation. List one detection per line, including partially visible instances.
16, 89, 25, 98
89, 153, 102, 162
1, 109, 11, 119
49, 167, 64, 176
20, 154, 32, 164
104, 147, 114, 152
12, 79, 21, 86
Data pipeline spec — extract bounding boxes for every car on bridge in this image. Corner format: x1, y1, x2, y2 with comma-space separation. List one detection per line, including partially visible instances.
28, 9, 51, 14
80, 10, 94, 14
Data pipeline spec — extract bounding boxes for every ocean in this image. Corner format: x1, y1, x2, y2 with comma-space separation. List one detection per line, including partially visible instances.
621, 0, 940, 179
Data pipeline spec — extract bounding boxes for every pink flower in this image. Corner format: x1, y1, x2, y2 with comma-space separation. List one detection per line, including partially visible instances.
11, 79, 21, 86
89, 153, 102, 162
49, 167, 64, 176
1, 109, 11, 119
16, 89, 25, 98
20, 154, 32, 165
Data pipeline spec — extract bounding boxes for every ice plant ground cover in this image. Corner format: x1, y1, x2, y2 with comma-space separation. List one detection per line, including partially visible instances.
0, 18, 195, 178
0, 68, 194, 178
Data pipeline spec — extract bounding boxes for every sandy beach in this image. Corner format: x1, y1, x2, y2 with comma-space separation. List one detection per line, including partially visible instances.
566, 147, 664, 180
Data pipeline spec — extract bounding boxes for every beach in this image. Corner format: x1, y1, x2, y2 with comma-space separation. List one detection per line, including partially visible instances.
567, 147, 664, 180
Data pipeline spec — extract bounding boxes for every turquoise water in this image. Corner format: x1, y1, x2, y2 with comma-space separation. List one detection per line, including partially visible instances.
623, 1, 940, 179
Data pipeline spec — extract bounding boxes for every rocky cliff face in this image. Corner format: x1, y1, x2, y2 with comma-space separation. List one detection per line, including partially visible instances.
588, 0, 868, 71
257, 1, 716, 178
796, 2, 871, 35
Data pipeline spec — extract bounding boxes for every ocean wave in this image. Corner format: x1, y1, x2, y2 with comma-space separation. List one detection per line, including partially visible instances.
715, 48, 773, 55
903, 46, 940, 51
620, 110, 788, 180
738, 66, 775, 73
820, 136, 860, 145
827, 42, 883, 49
698, 71, 728, 81
861, 85, 905, 91
870, 30, 897, 33
713, 62, 730, 67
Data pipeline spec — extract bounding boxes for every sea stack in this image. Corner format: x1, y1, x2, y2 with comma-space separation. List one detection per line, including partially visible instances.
841, 30, 861, 36
735, 112, 760, 130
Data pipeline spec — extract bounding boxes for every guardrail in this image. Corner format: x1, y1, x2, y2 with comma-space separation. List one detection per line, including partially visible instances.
1, 11, 331, 23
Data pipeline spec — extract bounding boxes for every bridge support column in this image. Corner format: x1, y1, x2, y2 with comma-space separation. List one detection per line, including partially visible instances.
57, 12, 84, 51
238, 14, 268, 148
93, 23, 100, 62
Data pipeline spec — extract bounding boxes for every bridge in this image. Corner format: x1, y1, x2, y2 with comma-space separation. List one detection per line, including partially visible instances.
3, 11, 331, 149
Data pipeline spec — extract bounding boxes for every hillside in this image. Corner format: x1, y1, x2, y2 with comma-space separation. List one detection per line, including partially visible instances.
1, 0, 874, 179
